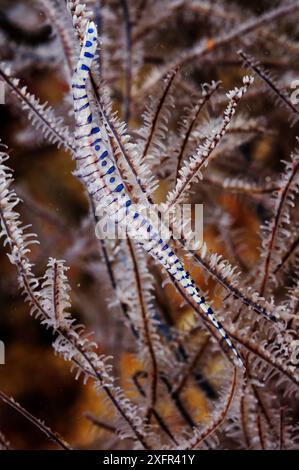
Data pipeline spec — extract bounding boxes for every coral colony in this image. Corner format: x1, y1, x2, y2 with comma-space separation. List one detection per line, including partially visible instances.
0, 0, 299, 450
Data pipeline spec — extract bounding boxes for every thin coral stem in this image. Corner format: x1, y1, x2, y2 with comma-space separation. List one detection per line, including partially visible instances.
274, 234, 299, 274
240, 379, 251, 449
0, 390, 71, 450
175, 81, 220, 181
84, 412, 118, 435
127, 239, 159, 408
186, 368, 237, 450
0, 191, 150, 451
136, 3, 299, 99
260, 159, 299, 296
132, 371, 179, 445
141, 68, 177, 162
239, 50, 299, 125
119, 0, 133, 123
173, 337, 210, 396
257, 414, 266, 450
0, 68, 75, 154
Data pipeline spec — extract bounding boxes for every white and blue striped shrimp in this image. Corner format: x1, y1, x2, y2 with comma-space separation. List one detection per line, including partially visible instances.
71, 21, 244, 369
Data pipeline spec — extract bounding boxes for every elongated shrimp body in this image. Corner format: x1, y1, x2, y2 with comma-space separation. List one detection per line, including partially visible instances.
71, 21, 244, 369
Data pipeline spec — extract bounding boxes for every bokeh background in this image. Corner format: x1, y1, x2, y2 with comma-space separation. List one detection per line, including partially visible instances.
0, 0, 298, 449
